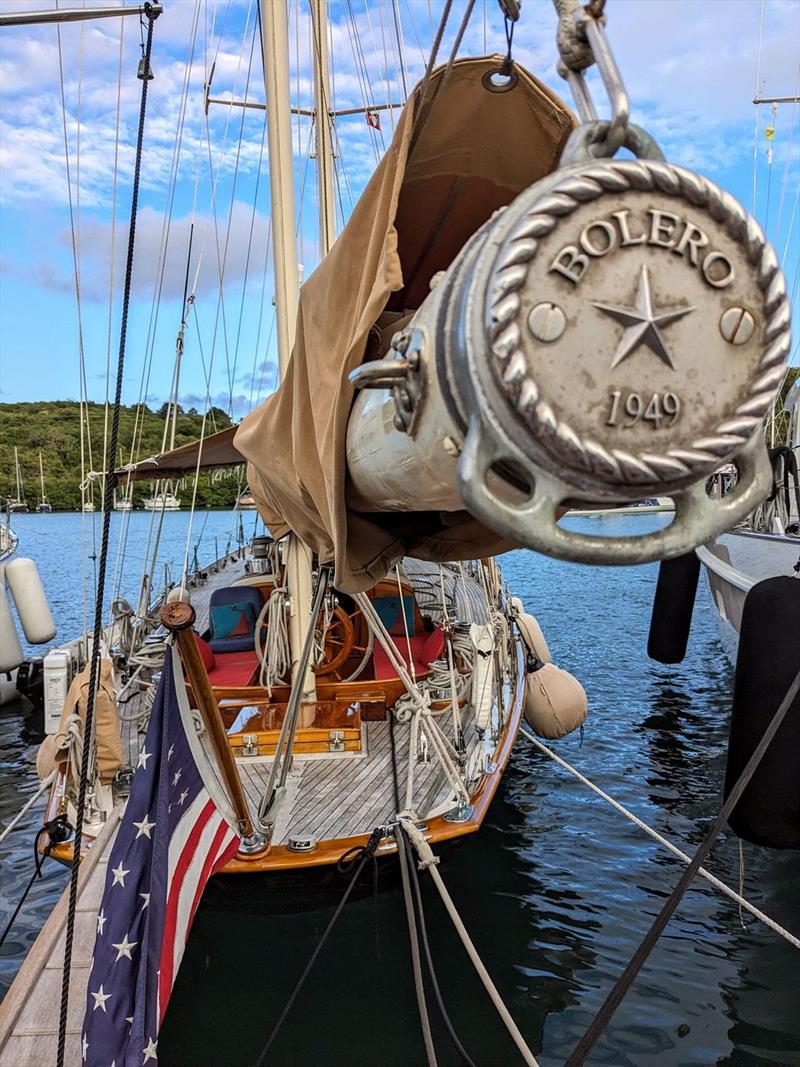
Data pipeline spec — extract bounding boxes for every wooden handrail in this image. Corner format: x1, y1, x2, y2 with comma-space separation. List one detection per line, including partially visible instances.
160, 601, 263, 847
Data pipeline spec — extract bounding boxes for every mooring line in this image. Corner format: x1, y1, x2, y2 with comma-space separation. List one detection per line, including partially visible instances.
0, 771, 55, 845
519, 726, 800, 949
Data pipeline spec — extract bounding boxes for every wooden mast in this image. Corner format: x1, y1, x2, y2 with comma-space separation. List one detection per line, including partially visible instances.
260, 0, 317, 705
310, 0, 336, 256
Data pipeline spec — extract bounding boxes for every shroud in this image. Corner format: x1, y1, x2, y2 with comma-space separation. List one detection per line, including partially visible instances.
235, 56, 575, 592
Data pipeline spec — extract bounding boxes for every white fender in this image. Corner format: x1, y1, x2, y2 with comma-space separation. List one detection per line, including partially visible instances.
469, 622, 495, 731
0, 566, 24, 673
5, 557, 56, 645
523, 663, 587, 740
510, 597, 551, 664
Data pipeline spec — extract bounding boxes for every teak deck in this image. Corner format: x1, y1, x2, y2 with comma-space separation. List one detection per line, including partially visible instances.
0, 811, 121, 1067
1, 554, 524, 1057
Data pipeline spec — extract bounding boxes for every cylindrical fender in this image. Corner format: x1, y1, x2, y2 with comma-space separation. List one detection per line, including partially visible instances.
647, 552, 700, 664
5, 557, 56, 645
725, 576, 800, 849
510, 597, 552, 664
523, 663, 587, 740
0, 567, 24, 672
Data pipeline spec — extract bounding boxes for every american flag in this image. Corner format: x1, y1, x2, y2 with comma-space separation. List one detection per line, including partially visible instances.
82, 645, 241, 1066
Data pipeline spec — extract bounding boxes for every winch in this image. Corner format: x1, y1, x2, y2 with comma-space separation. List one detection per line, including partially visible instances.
348, 0, 790, 565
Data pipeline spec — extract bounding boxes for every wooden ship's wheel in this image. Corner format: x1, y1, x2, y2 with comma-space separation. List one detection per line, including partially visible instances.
313, 605, 369, 680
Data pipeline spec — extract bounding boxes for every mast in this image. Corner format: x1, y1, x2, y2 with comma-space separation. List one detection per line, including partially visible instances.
14, 447, 23, 503
39, 451, 46, 504
309, 0, 336, 256
260, 0, 316, 704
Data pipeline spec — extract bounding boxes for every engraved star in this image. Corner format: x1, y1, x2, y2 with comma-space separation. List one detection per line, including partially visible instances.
96, 908, 107, 935
111, 862, 129, 887
137, 746, 152, 771
142, 1036, 158, 1063
133, 814, 156, 839
112, 933, 138, 961
593, 264, 694, 369
90, 984, 112, 1012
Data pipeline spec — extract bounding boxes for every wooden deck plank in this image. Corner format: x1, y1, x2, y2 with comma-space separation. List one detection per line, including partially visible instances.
0, 811, 121, 1063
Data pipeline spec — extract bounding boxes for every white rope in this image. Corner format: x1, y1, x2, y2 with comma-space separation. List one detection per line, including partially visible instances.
258, 588, 291, 692
0, 773, 56, 845
520, 727, 800, 949
395, 565, 416, 682
355, 592, 468, 807
400, 819, 540, 1067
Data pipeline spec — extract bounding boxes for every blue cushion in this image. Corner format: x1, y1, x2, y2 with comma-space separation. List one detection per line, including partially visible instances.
209, 634, 257, 654
211, 601, 256, 640
373, 595, 416, 637
208, 587, 262, 653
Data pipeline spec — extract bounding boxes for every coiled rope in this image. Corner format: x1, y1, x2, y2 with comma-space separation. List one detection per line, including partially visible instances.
56, 9, 159, 1065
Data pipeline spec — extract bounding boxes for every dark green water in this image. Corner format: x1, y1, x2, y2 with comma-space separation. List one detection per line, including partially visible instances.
1, 513, 798, 1064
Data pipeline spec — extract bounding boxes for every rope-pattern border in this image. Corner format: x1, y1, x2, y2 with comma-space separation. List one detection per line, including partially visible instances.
486, 159, 791, 485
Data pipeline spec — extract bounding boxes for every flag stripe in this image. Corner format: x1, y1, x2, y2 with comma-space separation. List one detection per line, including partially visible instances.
83, 652, 242, 1065
187, 820, 235, 932
159, 797, 216, 1016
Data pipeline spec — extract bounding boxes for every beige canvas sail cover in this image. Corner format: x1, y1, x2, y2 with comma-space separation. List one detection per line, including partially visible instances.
236, 57, 575, 592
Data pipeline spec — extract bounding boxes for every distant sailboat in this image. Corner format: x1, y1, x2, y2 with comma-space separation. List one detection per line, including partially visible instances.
142, 487, 181, 510
6, 447, 28, 513
112, 487, 134, 511
35, 451, 52, 513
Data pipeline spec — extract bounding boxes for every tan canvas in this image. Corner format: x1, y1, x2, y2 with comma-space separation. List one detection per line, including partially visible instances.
56, 660, 125, 783
236, 56, 575, 592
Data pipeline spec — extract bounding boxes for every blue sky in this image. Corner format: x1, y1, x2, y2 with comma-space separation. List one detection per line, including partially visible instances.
0, 0, 797, 422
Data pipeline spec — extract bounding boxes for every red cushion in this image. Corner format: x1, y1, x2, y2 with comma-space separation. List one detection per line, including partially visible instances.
372, 629, 444, 681
421, 628, 445, 664
207, 650, 260, 687
193, 632, 216, 671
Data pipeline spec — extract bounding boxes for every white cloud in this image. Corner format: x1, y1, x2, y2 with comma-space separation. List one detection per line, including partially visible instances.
0, 0, 797, 411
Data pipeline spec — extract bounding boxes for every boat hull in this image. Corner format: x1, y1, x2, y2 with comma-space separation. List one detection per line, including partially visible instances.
697, 530, 800, 662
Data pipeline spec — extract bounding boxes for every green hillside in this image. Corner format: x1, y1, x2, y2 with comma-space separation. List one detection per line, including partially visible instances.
0, 401, 243, 511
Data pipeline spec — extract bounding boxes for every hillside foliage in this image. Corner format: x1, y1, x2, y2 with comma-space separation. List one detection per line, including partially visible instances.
0, 401, 243, 511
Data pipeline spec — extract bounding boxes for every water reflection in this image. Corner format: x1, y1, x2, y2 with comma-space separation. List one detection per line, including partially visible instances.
1, 514, 798, 1065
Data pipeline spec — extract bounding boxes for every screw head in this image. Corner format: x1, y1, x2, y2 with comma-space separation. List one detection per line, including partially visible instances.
719, 306, 755, 345
527, 302, 566, 343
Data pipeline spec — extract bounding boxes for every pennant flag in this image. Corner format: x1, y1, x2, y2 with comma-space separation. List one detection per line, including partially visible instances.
366, 108, 381, 130
764, 126, 775, 141
82, 646, 241, 1066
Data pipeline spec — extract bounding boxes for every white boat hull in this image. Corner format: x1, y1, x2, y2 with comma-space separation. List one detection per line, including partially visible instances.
697, 531, 800, 662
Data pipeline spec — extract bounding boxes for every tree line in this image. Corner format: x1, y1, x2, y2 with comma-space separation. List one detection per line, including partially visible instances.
0, 401, 244, 511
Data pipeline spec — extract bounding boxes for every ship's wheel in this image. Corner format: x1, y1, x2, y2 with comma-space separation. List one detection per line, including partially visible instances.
313, 605, 368, 679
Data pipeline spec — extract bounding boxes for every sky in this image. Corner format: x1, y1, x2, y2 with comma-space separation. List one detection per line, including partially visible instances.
0, 0, 797, 425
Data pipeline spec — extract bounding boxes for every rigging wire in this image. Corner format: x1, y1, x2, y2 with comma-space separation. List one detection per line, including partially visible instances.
390, 0, 410, 98
56, 12, 158, 1064
752, 0, 766, 214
